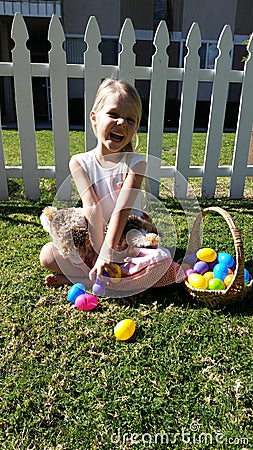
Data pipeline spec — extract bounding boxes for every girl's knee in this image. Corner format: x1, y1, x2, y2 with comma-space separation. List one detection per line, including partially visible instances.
40, 242, 55, 268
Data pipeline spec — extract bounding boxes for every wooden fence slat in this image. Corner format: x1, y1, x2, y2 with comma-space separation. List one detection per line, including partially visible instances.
118, 18, 136, 84
48, 14, 71, 200
174, 22, 201, 198
0, 108, 9, 200
2, 15, 253, 201
146, 20, 169, 197
230, 33, 253, 198
84, 16, 103, 152
202, 25, 233, 198
11, 12, 40, 200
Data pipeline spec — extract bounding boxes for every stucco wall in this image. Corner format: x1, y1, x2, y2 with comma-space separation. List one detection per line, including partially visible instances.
182, 0, 237, 39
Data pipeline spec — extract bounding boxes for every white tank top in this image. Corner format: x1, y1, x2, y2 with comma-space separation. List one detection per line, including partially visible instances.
76, 150, 146, 224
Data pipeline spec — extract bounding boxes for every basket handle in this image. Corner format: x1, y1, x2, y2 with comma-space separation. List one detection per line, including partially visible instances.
186, 206, 245, 287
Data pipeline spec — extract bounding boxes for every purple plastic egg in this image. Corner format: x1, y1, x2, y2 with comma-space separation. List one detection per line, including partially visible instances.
183, 253, 198, 267
208, 260, 218, 271
193, 261, 209, 275
92, 278, 106, 297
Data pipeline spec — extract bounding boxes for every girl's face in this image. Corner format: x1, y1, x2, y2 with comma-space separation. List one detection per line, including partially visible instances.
90, 93, 138, 156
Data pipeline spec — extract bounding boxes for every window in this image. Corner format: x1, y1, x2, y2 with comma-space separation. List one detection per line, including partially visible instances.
180, 40, 219, 68
65, 36, 118, 65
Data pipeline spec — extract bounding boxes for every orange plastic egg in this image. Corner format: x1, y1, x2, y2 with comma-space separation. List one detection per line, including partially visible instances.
224, 274, 234, 288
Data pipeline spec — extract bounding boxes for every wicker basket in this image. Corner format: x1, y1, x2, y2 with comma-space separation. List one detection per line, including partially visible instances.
184, 206, 253, 308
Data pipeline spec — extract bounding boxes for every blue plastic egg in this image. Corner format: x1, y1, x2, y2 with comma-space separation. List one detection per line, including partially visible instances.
244, 268, 251, 284
218, 252, 235, 268
213, 263, 229, 281
67, 283, 86, 303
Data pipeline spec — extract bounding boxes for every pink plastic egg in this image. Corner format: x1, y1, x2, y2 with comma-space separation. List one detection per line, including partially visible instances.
75, 294, 98, 311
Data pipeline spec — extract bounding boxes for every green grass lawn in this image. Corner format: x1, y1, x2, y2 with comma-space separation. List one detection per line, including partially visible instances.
1, 130, 253, 449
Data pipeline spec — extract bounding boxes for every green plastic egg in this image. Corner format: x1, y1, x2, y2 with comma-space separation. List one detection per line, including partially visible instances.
208, 278, 225, 290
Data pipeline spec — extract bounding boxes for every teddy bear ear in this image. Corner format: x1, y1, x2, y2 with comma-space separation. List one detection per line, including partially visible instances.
40, 212, 51, 233
125, 229, 144, 247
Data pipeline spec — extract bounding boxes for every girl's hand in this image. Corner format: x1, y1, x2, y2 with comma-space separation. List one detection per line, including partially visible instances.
89, 256, 119, 282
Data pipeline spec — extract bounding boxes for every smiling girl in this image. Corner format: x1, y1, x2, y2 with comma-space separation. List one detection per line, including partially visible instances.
40, 78, 147, 286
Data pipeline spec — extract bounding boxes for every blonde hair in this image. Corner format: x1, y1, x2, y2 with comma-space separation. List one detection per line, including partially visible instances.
90, 78, 142, 152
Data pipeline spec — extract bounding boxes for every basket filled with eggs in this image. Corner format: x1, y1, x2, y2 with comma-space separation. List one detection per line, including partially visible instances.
183, 206, 253, 308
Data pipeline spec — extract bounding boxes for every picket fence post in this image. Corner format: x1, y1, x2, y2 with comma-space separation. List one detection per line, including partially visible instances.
48, 14, 71, 200
84, 16, 102, 152
1, 15, 253, 202
118, 18, 136, 84
11, 13, 40, 200
202, 25, 233, 199
230, 33, 253, 198
175, 22, 201, 198
146, 20, 169, 196
0, 107, 8, 200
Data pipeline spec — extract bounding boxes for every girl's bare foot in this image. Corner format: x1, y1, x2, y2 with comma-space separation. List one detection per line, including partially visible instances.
44, 273, 70, 287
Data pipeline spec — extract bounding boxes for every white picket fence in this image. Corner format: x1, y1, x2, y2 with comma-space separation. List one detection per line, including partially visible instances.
0, 13, 253, 201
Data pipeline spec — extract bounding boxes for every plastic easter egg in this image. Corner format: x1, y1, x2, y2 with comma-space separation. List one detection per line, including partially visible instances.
92, 278, 106, 296
244, 268, 250, 284
196, 248, 217, 263
114, 319, 136, 341
208, 260, 218, 271
110, 263, 122, 284
213, 263, 229, 281
224, 274, 234, 288
183, 253, 198, 267
185, 269, 196, 280
75, 293, 98, 311
203, 271, 214, 284
218, 252, 235, 268
208, 278, 225, 290
103, 263, 122, 284
193, 261, 209, 275
67, 283, 86, 303
188, 273, 208, 290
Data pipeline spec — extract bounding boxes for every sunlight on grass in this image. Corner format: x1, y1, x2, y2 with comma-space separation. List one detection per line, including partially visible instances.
1, 129, 253, 449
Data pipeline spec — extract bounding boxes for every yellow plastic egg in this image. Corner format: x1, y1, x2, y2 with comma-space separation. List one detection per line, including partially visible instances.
110, 263, 122, 284
114, 319, 136, 341
203, 271, 214, 284
188, 273, 208, 290
224, 274, 234, 288
196, 248, 217, 263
